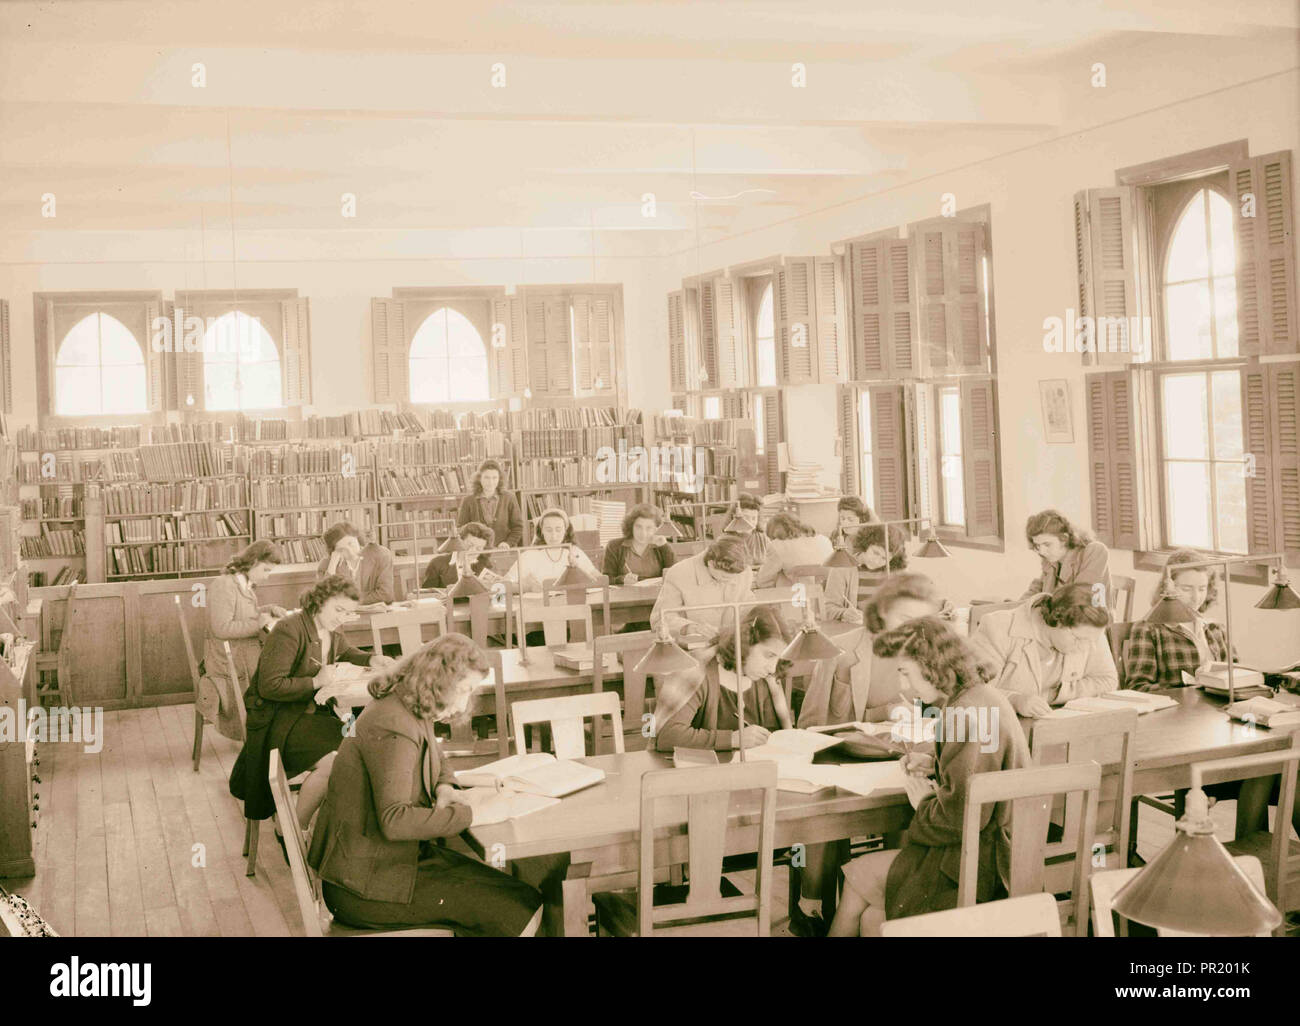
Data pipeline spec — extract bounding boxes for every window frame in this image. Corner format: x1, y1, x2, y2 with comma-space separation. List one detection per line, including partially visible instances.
406, 303, 493, 406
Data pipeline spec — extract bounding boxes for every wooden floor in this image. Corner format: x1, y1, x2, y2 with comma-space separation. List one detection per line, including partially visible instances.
9, 703, 1213, 937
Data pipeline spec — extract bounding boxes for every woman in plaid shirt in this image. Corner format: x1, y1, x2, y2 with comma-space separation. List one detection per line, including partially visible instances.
1126, 549, 1234, 691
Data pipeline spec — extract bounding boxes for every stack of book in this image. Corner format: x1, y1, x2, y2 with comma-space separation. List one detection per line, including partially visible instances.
590, 499, 626, 547
785, 461, 829, 499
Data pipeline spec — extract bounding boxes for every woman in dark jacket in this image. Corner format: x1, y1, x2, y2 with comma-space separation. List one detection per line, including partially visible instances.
307, 634, 544, 936
456, 459, 523, 549
421, 521, 494, 590
229, 575, 393, 830
827, 617, 1030, 935
602, 502, 675, 585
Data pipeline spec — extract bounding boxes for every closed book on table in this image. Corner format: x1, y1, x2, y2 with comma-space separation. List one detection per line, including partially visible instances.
453, 753, 605, 797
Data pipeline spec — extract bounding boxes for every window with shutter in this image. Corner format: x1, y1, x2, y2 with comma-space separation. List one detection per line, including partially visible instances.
713, 277, 742, 389
1073, 188, 1142, 366
906, 382, 935, 525
763, 390, 783, 495
777, 257, 816, 385
1231, 151, 1296, 356
281, 297, 312, 406
1086, 369, 1145, 550
1086, 374, 1115, 546
492, 295, 527, 396
849, 237, 916, 380
913, 221, 990, 375
959, 377, 1000, 538
814, 255, 849, 382
869, 383, 906, 521
1242, 361, 1300, 560
370, 297, 407, 404
838, 385, 859, 498
667, 291, 686, 393
698, 279, 718, 388
526, 294, 550, 394
572, 294, 593, 391
172, 305, 205, 410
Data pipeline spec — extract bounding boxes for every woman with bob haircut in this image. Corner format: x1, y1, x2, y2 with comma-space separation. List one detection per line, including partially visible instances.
726, 492, 769, 566
456, 458, 524, 549
830, 495, 876, 550
601, 502, 675, 585
827, 617, 1030, 935
229, 575, 395, 837
650, 533, 754, 640
204, 539, 288, 686
1126, 548, 1233, 691
969, 583, 1117, 717
308, 634, 544, 936
316, 521, 398, 604
1020, 508, 1111, 602
422, 521, 494, 590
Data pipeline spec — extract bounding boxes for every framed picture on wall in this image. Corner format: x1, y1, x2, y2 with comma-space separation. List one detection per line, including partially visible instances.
1039, 379, 1073, 444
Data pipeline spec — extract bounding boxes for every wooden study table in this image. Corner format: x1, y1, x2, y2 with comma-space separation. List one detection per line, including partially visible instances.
468, 685, 1298, 936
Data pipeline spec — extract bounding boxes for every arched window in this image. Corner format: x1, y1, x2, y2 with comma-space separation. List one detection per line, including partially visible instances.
409, 307, 489, 403
754, 281, 776, 387
202, 311, 282, 411
55, 312, 148, 416
1164, 187, 1237, 361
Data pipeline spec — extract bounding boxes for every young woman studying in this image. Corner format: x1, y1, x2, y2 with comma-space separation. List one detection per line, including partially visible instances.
829, 496, 875, 551
204, 539, 288, 686
601, 502, 675, 585
726, 492, 769, 567
827, 618, 1030, 936
316, 521, 398, 605
653, 607, 793, 752
307, 634, 544, 936
229, 576, 396, 840
1020, 509, 1112, 602
421, 521, 494, 590
1126, 548, 1233, 691
754, 512, 833, 589
649, 534, 754, 639
969, 583, 1117, 717
501, 506, 600, 593
456, 458, 523, 549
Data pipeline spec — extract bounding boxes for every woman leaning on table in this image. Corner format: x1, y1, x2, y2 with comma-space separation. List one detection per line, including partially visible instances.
457, 458, 524, 549
307, 634, 544, 936
1020, 508, 1112, 602
203, 539, 289, 686
229, 575, 395, 840
316, 520, 398, 604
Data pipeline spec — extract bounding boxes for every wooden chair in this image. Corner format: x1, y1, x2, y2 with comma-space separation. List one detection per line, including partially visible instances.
670, 540, 707, 558
1109, 575, 1137, 624
881, 892, 1063, 937
465, 585, 510, 649
1105, 622, 1133, 687
443, 647, 512, 761
511, 691, 625, 759
543, 575, 611, 639
268, 749, 454, 938
958, 762, 1101, 937
393, 561, 420, 601
218, 641, 263, 878
592, 761, 779, 936
526, 602, 594, 648
592, 630, 654, 751
968, 599, 1022, 635
1091, 856, 1270, 937
369, 603, 448, 657
1030, 708, 1138, 909
173, 595, 206, 773
787, 564, 830, 620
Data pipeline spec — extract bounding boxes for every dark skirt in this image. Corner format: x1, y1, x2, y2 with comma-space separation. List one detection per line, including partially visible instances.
280, 710, 347, 779
322, 846, 542, 936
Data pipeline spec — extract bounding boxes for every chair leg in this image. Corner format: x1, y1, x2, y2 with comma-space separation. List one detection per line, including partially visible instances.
245, 819, 259, 876
192, 708, 204, 772
1127, 797, 1142, 867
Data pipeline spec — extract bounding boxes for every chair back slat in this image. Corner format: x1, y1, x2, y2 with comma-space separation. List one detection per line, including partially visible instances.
369, 603, 448, 657
268, 749, 325, 937
637, 762, 777, 936
173, 595, 201, 696
1109, 575, 1136, 624
221, 641, 249, 739
511, 691, 624, 760
1105, 623, 1133, 687
543, 577, 612, 638
882, 892, 1063, 937
527, 602, 594, 648
593, 631, 654, 748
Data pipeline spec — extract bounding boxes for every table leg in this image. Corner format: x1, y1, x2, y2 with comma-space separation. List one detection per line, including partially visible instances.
560, 862, 595, 938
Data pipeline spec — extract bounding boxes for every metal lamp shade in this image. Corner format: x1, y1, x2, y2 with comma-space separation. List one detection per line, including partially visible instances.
555, 562, 598, 588
1256, 581, 1300, 610
1112, 828, 1282, 936
1145, 594, 1197, 625
780, 626, 842, 662
634, 638, 699, 676
722, 516, 754, 535
916, 533, 951, 558
437, 535, 465, 554
824, 547, 858, 569
447, 573, 488, 599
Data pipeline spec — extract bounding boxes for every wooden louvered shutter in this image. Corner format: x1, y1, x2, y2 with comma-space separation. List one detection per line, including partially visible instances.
0, 300, 11, 413
146, 299, 164, 411
549, 296, 573, 394
1074, 188, 1141, 365
914, 222, 989, 375
1086, 374, 1114, 546
590, 294, 614, 392
1243, 362, 1300, 559
777, 257, 817, 385
869, 384, 906, 521
1086, 370, 1140, 549
491, 295, 526, 395
763, 391, 783, 495
814, 256, 849, 382
907, 382, 936, 524
713, 277, 742, 389
959, 377, 1000, 538
1231, 152, 1296, 356
281, 297, 311, 405
526, 294, 549, 394
174, 305, 205, 409
838, 385, 859, 498
698, 279, 718, 388
572, 294, 593, 391
667, 291, 687, 393
850, 239, 886, 378
370, 298, 406, 403
1270, 362, 1300, 560
160, 300, 177, 410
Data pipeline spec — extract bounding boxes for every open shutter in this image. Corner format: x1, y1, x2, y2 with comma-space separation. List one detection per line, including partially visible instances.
907, 382, 936, 524
914, 221, 990, 375
1272, 362, 1300, 561
0, 300, 10, 413
1086, 370, 1140, 549
869, 384, 906, 521
1243, 362, 1300, 559
590, 294, 614, 392
1086, 375, 1114, 546
713, 276, 742, 388
667, 291, 687, 393
526, 294, 549, 394
281, 297, 311, 406
698, 279, 718, 388
850, 237, 916, 380
1232, 151, 1296, 356
814, 255, 849, 382
491, 295, 526, 395
572, 293, 593, 391
959, 377, 1000, 538
838, 385, 859, 498
369, 298, 406, 404
777, 257, 817, 385
173, 305, 205, 409
146, 299, 164, 411
549, 296, 573, 394
1074, 188, 1141, 365
763, 391, 783, 495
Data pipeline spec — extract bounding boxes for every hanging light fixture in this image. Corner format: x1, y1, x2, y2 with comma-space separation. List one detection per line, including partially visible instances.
1256, 566, 1300, 610
1145, 571, 1198, 625
915, 528, 951, 559
555, 560, 598, 589
634, 620, 698, 676
780, 604, 843, 662
722, 515, 753, 535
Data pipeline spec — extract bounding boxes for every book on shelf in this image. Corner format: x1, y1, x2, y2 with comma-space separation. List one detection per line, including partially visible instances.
256, 508, 375, 540
137, 442, 242, 480
275, 537, 330, 563
17, 426, 143, 451
102, 480, 249, 515
107, 537, 241, 577
376, 467, 475, 498
248, 443, 371, 476
251, 475, 375, 507
453, 753, 606, 797
30, 565, 83, 587
21, 526, 85, 558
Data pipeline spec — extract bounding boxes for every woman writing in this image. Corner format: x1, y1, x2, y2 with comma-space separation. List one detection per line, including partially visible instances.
1020, 509, 1111, 602
422, 521, 494, 591
755, 512, 833, 590
307, 634, 544, 936
650, 534, 754, 642
317, 521, 398, 605
457, 459, 523, 549
969, 583, 1117, 717
229, 576, 395, 842
501, 507, 600, 593
204, 539, 288, 687
602, 503, 675, 586
725, 493, 769, 567
653, 607, 792, 752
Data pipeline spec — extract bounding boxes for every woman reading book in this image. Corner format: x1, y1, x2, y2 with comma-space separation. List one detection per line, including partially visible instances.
1126, 548, 1234, 691
422, 521, 494, 590
1019, 508, 1112, 602
601, 502, 675, 586
827, 618, 1030, 936
653, 607, 793, 752
308, 634, 544, 936
501, 506, 600, 593
204, 539, 288, 687
316, 521, 398, 605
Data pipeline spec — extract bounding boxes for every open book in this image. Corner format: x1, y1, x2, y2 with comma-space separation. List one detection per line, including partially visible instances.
453, 753, 606, 797
1062, 690, 1178, 715
730, 749, 909, 796
455, 786, 559, 821
1225, 696, 1300, 729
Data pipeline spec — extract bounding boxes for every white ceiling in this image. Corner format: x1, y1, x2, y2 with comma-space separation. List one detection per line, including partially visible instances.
0, 0, 1296, 251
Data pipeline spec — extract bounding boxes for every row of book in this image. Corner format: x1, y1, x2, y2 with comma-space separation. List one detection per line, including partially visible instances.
29, 565, 82, 587
247, 444, 372, 476
522, 491, 632, 521
102, 481, 250, 515
377, 508, 460, 543
515, 458, 634, 490
137, 442, 243, 480
274, 537, 331, 564
377, 467, 476, 498
20, 493, 85, 519
502, 407, 643, 431
18, 451, 139, 483
372, 432, 510, 466
255, 508, 377, 539
17, 426, 144, 451
107, 539, 242, 578
106, 511, 250, 543
516, 425, 644, 458
251, 476, 375, 508
21, 527, 86, 557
